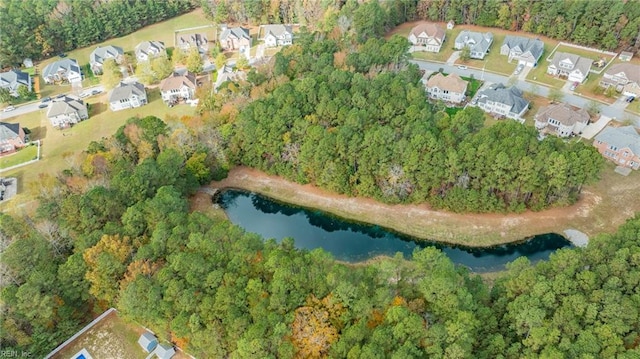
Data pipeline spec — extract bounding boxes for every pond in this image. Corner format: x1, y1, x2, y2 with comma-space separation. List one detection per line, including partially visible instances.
217, 190, 572, 272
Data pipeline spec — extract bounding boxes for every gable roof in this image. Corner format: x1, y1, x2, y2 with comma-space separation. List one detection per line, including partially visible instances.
605, 63, 640, 84
426, 72, 468, 93
90, 45, 124, 65
0, 122, 21, 142
550, 51, 593, 74
455, 30, 493, 53
109, 82, 146, 103
159, 71, 197, 92
155, 343, 176, 359
46, 96, 86, 118
409, 22, 445, 40
477, 83, 529, 114
135, 41, 165, 59
595, 126, 640, 154
535, 103, 589, 126
137, 332, 158, 353
220, 27, 250, 41
502, 36, 544, 60
42, 58, 81, 79
177, 33, 208, 48
262, 24, 292, 38
0, 69, 30, 91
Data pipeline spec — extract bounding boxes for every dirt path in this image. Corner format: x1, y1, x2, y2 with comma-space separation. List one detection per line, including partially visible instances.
203, 166, 639, 247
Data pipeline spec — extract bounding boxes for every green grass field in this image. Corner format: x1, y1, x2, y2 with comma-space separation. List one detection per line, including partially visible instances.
0, 145, 38, 170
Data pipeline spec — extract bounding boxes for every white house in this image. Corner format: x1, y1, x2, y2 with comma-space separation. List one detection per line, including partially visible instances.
534, 103, 590, 137
547, 52, 593, 83
475, 83, 529, 122
134, 41, 166, 63
600, 63, 640, 98
177, 33, 209, 54
261, 24, 293, 48
0, 69, 31, 96
424, 72, 468, 104
408, 22, 446, 53
454, 31, 493, 60
500, 36, 544, 67
108, 82, 147, 111
42, 58, 82, 85
159, 71, 197, 105
46, 96, 88, 128
89, 45, 124, 75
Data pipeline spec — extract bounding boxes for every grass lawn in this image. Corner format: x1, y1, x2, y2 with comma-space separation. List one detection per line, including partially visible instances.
626, 98, 640, 115
579, 73, 617, 104
462, 76, 482, 98
0, 145, 38, 170
0, 88, 195, 206
36, 9, 213, 97
525, 42, 567, 89
457, 34, 517, 75
522, 93, 550, 125
548, 44, 615, 64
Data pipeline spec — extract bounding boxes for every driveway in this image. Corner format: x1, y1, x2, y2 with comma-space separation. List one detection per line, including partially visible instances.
580, 115, 613, 140
446, 51, 461, 65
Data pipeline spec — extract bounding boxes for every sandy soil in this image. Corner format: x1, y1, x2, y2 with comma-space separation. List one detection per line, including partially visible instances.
202, 166, 639, 247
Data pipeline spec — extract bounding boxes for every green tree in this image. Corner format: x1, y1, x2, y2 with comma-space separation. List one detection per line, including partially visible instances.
134, 60, 156, 85
0, 88, 11, 104
101, 58, 123, 90
215, 53, 227, 70
236, 56, 249, 70
151, 55, 173, 81
185, 47, 203, 74
460, 45, 471, 62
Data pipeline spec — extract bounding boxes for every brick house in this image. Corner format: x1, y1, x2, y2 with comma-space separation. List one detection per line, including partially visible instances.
593, 125, 640, 170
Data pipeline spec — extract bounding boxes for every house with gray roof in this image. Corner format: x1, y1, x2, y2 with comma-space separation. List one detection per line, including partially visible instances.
534, 103, 590, 137
0, 69, 31, 97
261, 24, 293, 47
454, 31, 493, 59
135, 41, 166, 63
593, 125, 640, 170
500, 36, 544, 67
215, 65, 246, 92
547, 52, 593, 83
0, 122, 26, 154
42, 58, 82, 85
177, 33, 209, 54
109, 81, 147, 111
160, 71, 197, 105
90, 45, 124, 75
46, 95, 88, 128
220, 26, 251, 52
600, 63, 640, 98
474, 83, 529, 122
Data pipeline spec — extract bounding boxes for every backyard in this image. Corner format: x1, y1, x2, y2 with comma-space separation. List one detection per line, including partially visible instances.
0, 144, 38, 170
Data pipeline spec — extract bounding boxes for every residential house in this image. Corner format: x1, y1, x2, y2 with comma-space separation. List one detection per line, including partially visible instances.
46, 95, 88, 128
89, 45, 124, 75
475, 83, 530, 122
546, 52, 593, 83
177, 33, 209, 54
215, 65, 246, 91
599, 63, 640, 98
220, 26, 251, 53
408, 22, 446, 53
42, 58, 82, 85
261, 24, 293, 48
135, 41, 166, 63
159, 71, 197, 105
108, 82, 147, 111
500, 36, 544, 67
619, 51, 634, 62
0, 69, 31, 96
534, 103, 590, 137
593, 125, 640, 170
0, 122, 26, 154
425, 72, 468, 104
454, 31, 493, 60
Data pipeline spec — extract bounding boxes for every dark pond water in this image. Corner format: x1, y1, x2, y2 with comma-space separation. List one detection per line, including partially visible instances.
217, 190, 572, 272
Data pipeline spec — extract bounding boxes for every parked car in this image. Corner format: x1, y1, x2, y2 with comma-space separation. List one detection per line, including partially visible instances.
40, 97, 51, 103
570, 82, 579, 91
3, 105, 16, 112
91, 89, 102, 95
38, 103, 48, 109
514, 64, 524, 75
79, 92, 90, 99
55, 93, 65, 98
627, 96, 636, 103
457, 65, 468, 70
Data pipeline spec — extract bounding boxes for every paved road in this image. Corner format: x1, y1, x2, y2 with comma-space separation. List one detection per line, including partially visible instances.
410, 60, 640, 126
0, 84, 105, 121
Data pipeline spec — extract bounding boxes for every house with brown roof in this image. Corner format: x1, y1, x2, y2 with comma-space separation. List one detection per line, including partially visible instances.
220, 26, 251, 52
546, 52, 593, 83
424, 72, 468, 104
600, 63, 640, 98
159, 72, 197, 106
408, 22, 446, 53
534, 103, 589, 137
593, 125, 640, 170
0, 122, 26, 154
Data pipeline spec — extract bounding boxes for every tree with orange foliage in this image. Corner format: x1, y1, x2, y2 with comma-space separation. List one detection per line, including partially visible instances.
83, 234, 133, 306
291, 294, 345, 358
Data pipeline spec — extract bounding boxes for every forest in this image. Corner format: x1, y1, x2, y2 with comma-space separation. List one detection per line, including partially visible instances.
201, 0, 640, 51
1, 116, 639, 358
0, 0, 196, 67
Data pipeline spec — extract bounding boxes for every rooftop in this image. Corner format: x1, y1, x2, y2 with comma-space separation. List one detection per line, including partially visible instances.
595, 125, 640, 154
426, 72, 468, 93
